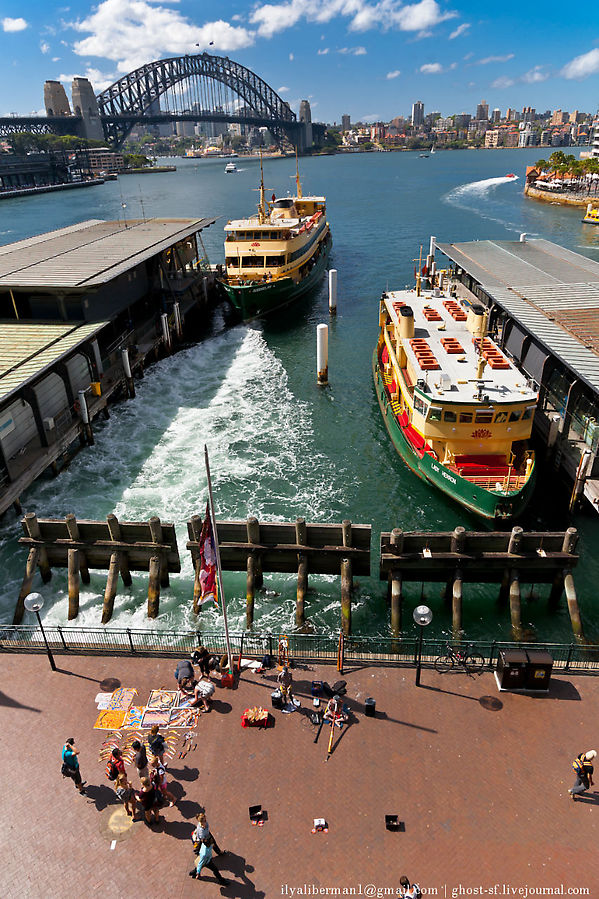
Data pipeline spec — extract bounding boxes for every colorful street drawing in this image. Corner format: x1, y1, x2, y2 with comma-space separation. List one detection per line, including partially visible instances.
122, 706, 144, 728
147, 690, 179, 710
141, 708, 172, 728
177, 693, 194, 708
169, 707, 201, 728
108, 688, 138, 711
93, 709, 127, 730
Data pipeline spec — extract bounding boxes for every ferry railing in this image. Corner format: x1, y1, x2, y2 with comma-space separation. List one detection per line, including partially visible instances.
1, 626, 599, 672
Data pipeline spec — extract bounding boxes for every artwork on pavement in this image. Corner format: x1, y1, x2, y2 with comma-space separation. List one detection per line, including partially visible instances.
122, 706, 144, 728
147, 690, 179, 709
141, 708, 172, 728
108, 688, 138, 711
177, 692, 194, 708
93, 709, 127, 730
169, 707, 201, 728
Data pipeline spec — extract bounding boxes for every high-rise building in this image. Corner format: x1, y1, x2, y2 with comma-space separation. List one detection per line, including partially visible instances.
492, 108, 501, 123
551, 109, 567, 126
476, 100, 489, 121
411, 101, 424, 127
592, 115, 599, 158
454, 113, 471, 130
522, 106, 536, 123
341, 114, 351, 132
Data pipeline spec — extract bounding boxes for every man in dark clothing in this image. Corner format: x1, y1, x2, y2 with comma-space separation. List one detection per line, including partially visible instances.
175, 658, 195, 689
62, 738, 86, 794
132, 740, 149, 781
569, 750, 597, 800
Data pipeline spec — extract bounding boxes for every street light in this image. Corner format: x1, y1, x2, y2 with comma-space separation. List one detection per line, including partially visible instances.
413, 603, 433, 687
24, 592, 56, 671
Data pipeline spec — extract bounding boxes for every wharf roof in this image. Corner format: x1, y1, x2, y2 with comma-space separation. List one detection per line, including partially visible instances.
0, 217, 216, 291
0, 320, 107, 405
437, 238, 599, 394
384, 289, 537, 406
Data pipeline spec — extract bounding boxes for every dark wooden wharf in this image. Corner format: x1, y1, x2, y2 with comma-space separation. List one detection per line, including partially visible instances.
380, 525, 582, 641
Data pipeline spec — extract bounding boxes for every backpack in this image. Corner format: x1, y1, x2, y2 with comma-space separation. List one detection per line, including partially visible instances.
105, 760, 119, 781
572, 755, 587, 776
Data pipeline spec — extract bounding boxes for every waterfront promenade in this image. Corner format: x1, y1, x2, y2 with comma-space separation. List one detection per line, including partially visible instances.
1, 651, 598, 898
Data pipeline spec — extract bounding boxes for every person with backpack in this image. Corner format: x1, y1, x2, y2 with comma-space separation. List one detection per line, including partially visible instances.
150, 754, 177, 807
105, 747, 125, 783
191, 812, 225, 856
398, 875, 422, 898
61, 738, 86, 794
569, 749, 597, 800
148, 724, 166, 762
115, 772, 137, 817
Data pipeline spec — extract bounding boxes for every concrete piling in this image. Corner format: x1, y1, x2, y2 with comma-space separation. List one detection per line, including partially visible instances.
78, 389, 94, 446
328, 269, 337, 315
14, 547, 40, 624
295, 517, 308, 628
147, 555, 161, 618
67, 548, 80, 620
102, 551, 120, 624
317, 323, 328, 385
509, 570, 522, 641
121, 348, 135, 398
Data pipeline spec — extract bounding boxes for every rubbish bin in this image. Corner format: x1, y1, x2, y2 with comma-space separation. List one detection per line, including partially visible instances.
496, 649, 528, 690
525, 650, 553, 691
364, 697, 376, 717
271, 690, 283, 709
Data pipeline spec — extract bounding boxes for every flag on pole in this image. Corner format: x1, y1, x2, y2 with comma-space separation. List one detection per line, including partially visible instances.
198, 502, 218, 607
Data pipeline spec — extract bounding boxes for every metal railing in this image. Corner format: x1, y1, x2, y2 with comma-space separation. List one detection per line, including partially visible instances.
1, 625, 599, 672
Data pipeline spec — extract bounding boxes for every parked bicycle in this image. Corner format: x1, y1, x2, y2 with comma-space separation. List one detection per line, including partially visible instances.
434, 642, 486, 676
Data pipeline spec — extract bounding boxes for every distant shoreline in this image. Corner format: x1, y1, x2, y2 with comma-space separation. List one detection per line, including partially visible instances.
524, 183, 598, 207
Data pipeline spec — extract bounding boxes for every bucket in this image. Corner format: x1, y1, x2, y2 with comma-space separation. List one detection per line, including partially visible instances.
271, 690, 283, 709
364, 697, 376, 717
221, 672, 235, 689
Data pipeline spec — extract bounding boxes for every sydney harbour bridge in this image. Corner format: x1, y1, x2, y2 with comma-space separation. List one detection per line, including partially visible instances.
0, 53, 321, 150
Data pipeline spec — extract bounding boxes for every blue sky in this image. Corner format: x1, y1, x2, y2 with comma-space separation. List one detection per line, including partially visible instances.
1, 0, 599, 122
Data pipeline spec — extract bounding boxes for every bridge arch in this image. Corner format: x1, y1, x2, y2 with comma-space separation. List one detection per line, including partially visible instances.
96, 53, 298, 148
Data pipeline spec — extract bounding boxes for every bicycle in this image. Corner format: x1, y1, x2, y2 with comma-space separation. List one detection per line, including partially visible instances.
434, 642, 486, 676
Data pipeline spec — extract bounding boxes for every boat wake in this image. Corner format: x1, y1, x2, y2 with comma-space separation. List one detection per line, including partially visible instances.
443, 175, 521, 231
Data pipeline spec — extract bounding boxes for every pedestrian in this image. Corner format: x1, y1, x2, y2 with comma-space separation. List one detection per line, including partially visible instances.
131, 739, 149, 782
398, 876, 422, 898
569, 749, 597, 800
115, 772, 137, 817
61, 737, 86, 795
137, 776, 161, 826
189, 839, 229, 885
150, 754, 177, 807
277, 665, 297, 706
190, 675, 215, 712
111, 747, 126, 777
192, 646, 211, 677
148, 724, 166, 762
175, 658, 195, 690
191, 812, 225, 856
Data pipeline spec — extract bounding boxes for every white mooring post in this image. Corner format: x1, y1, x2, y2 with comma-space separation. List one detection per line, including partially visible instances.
121, 348, 135, 398
317, 323, 328, 385
160, 313, 171, 353
328, 269, 337, 315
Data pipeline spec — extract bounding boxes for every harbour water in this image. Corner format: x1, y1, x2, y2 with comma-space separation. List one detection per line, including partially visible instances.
1, 148, 598, 641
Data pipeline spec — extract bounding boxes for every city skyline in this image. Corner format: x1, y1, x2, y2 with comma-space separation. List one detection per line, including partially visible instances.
1, 0, 599, 121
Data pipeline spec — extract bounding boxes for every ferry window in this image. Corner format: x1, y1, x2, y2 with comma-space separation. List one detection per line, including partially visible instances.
414, 396, 427, 416
459, 412, 473, 423
443, 410, 457, 422
427, 406, 443, 422
522, 406, 535, 420
241, 256, 264, 268
509, 410, 521, 422
225, 258, 238, 267
265, 256, 284, 266
475, 411, 493, 424
494, 411, 508, 423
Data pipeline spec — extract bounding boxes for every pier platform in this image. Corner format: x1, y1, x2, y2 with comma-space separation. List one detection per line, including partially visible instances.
1, 652, 597, 897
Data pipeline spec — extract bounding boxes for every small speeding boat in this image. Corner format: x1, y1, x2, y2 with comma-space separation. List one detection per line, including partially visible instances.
224, 162, 237, 173
505, 173, 516, 179
582, 203, 599, 225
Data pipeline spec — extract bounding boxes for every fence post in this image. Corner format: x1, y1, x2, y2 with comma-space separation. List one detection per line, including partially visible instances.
565, 643, 573, 671
489, 641, 496, 669
57, 625, 68, 651
127, 628, 135, 654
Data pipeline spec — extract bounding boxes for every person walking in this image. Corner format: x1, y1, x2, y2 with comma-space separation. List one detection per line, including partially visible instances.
137, 776, 161, 826
398, 876, 422, 898
131, 739, 149, 782
148, 725, 166, 762
569, 750, 597, 800
191, 812, 225, 856
189, 838, 229, 885
61, 738, 86, 794
115, 772, 137, 817
150, 754, 177, 807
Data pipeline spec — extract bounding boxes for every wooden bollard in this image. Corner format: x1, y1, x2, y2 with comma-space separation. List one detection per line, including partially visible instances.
548, 570, 565, 609
65, 513, 90, 584
296, 517, 308, 627
14, 546, 40, 624
451, 526, 466, 554
508, 526, 523, 555
509, 569, 522, 641
67, 548, 80, 620
190, 514, 203, 614
390, 528, 403, 636
341, 558, 352, 635
147, 555, 161, 618
562, 527, 579, 555
102, 551, 120, 624
107, 513, 132, 586
564, 571, 585, 643
24, 512, 51, 583
247, 516, 263, 589
452, 569, 463, 640
149, 516, 169, 587
246, 555, 256, 629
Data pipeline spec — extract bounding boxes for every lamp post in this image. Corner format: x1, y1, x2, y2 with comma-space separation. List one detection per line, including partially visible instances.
413, 604, 433, 687
24, 592, 56, 671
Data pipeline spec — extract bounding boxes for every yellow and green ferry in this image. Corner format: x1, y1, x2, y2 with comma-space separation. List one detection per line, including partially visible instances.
373, 277, 538, 520
219, 163, 332, 320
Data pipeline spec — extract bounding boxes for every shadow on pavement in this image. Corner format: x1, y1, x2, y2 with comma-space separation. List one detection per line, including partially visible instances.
84, 783, 120, 812
0, 690, 41, 712
217, 850, 266, 898
176, 797, 203, 819
166, 764, 199, 781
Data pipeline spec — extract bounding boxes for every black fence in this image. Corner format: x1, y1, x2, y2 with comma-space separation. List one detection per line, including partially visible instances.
1, 625, 599, 672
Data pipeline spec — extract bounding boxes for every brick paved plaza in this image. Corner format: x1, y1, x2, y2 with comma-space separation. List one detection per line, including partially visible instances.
1, 652, 598, 899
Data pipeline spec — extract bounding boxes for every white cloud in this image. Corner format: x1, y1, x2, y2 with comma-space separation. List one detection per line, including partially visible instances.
277, 85, 289, 92
338, 46, 367, 55
317, 47, 329, 54
386, 69, 401, 79
2, 17, 28, 32
52, 57, 61, 62
289, 52, 294, 60
491, 75, 515, 89
420, 62, 443, 74
449, 22, 469, 39
40, 40, 50, 54
58, 66, 116, 93
562, 48, 599, 80
72, 0, 254, 73
477, 53, 514, 65
360, 113, 381, 122
522, 65, 548, 84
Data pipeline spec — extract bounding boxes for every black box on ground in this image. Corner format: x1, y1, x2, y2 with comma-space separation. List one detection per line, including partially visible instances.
525, 649, 553, 690
496, 649, 528, 690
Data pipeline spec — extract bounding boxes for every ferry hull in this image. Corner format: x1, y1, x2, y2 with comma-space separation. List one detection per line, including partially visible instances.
373, 351, 536, 520
221, 233, 331, 321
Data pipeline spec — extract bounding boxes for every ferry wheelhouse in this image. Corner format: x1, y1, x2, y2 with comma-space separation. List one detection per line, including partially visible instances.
373, 279, 538, 520
220, 164, 332, 320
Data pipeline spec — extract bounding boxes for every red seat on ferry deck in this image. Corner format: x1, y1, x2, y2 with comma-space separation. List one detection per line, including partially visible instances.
454, 455, 507, 467
381, 345, 389, 364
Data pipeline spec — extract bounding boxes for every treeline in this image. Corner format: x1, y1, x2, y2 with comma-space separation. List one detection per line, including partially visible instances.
5, 132, 106, 154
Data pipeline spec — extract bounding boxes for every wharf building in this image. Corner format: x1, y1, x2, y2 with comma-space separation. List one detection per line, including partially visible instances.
0, 216, 215, 515
436, 236, 599, 510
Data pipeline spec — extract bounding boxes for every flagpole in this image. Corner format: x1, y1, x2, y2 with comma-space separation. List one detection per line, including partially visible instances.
204, 444, 234, 676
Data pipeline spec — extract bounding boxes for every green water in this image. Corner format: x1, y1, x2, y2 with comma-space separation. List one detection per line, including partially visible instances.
1, 149, 598, 641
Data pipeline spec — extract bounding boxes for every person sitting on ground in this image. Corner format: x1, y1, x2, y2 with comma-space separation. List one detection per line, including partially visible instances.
323, 695, 348, 724
174, 658, 195, 690
150, 754, 176, 807
148, 725, 166, 762
398, 875, 422, 898
115, 772, 137, 817
190, 675, 216, 712
191, 812, 225, 856
189, 838, 229, 885
137, 776, 160, 826
277, 665, 299, 706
